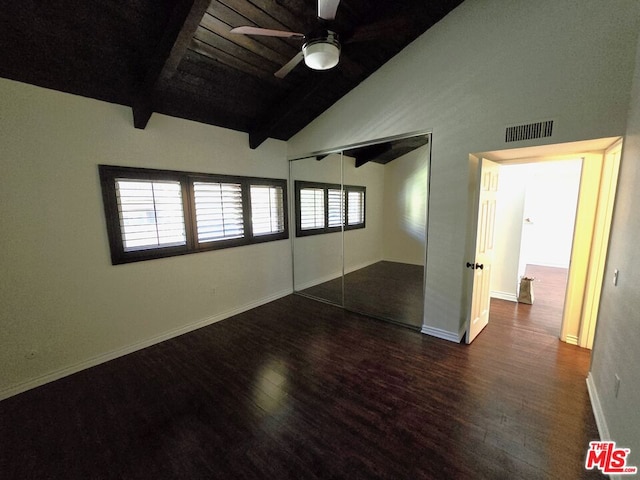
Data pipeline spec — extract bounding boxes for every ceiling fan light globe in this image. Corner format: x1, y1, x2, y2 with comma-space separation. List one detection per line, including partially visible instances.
303, 40, 340, 70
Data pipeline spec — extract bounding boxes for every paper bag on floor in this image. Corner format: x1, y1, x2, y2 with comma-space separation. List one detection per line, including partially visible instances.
518, 277, 535, 304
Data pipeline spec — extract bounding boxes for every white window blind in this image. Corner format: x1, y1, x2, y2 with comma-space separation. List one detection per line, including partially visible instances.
300, 188, 325, 230
250, 185, 285, 236
328, 188, 345, 227
115, 179, 186, 251
348, 190, 365, 225
193, 181, 244, 243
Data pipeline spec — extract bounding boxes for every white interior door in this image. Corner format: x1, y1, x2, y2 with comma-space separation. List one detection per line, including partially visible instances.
467, 158, 500, 343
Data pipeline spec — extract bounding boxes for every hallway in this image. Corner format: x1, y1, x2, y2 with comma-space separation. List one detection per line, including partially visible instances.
517, 264, 569, 337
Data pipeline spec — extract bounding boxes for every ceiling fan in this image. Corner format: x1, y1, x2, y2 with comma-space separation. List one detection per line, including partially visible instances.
230, 0, 394, 78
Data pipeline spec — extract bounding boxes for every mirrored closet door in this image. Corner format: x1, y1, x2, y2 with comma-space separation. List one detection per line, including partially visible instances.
291, 153, 344, 306
290, 133, 430, 329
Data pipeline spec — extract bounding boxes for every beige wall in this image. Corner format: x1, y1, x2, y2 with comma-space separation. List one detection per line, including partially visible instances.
343, 158, 386, 271
288, 0, 640, 338
0, 79, 292, 398
519, 160, 582, 268
382, 146, 429, 266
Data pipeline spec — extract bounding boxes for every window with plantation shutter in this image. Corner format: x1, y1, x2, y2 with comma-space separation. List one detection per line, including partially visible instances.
115, 179, 186, 251
327, 188, 344, 228
193, 181, 244, 243
250, 185, 285, 236
299, 187, 325, 230
99, 165, 288, 264
295, 181, 365, 237
347, 189, 365, 226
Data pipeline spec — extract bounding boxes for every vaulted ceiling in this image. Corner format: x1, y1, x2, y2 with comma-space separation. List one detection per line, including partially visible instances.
0, 0, 462, 148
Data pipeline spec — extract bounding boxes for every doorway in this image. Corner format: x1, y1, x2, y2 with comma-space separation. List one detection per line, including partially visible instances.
466, 137, 622, 347
494, 159, 583, 337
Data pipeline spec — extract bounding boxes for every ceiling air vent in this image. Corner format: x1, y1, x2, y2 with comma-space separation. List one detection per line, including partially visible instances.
505, 120, 553, 143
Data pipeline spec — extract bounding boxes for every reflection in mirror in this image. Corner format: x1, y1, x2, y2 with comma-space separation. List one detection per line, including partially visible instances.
290, 133, 430, 329
343, 141, 429, 328
291, 153, 344, 306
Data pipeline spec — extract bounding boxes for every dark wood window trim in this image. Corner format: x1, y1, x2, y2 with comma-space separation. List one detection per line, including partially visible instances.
99, 165, 288, 265
294, 180, 366, 238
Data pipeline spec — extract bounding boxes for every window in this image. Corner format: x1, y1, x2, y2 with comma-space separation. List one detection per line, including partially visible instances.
347, 189, 365, 225
250, 184, 286, 236
294, 181, 366, 237
99, 165, 288, 264
115, 179, 186, 251
299, 187, 325, 230
327, 188, 344, 228
193, 181, 244, 243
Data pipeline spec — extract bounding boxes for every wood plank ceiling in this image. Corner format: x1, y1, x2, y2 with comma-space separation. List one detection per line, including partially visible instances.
0, 0, 463, 148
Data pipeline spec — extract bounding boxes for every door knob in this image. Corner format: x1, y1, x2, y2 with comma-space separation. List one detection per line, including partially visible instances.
466, 262, 475, 269
475, 263, 484, 270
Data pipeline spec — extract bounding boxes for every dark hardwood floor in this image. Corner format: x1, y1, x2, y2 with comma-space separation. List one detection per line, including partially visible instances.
300, 261, 424, 328
0, 292, 602, 479
516, 264, 570, 337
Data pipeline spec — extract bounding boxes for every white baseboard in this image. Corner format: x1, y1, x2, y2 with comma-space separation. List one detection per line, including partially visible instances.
491, 290, 518, 302
586, 372, 611, 442
565, 334, 579, 345
0, 288, 293, 401
585, 373, 624, 479
421, 325, 464, 343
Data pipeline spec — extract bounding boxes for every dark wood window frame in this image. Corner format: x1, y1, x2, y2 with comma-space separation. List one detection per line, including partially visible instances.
99, 165, 288, 265
294, 180, 366, 237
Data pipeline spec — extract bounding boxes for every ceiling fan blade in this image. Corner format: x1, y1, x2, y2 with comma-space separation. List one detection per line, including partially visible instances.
230, 26, 304, 39
317, 0, 341, 20
274, 51, 304, 78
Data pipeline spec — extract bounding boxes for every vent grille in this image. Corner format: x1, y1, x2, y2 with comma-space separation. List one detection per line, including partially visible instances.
505, 120, 553, 143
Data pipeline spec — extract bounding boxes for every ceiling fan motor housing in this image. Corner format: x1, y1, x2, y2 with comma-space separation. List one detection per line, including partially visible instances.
302, 31, 341, 70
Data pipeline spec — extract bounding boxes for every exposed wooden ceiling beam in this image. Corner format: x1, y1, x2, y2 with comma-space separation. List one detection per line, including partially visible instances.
247, 70, 345, 149
353, 143, 390, 167
349, 134, 430, 166
132, 0, 211, 129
